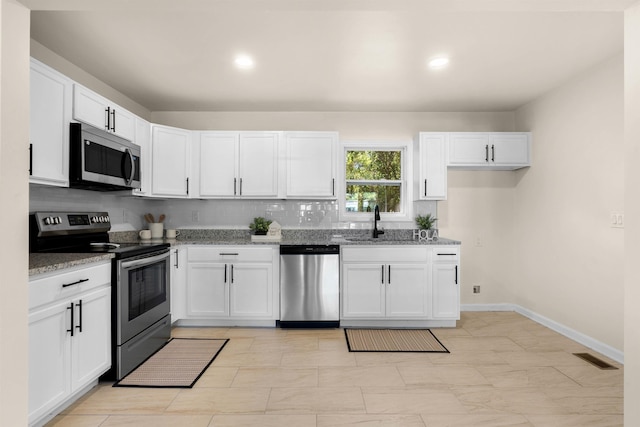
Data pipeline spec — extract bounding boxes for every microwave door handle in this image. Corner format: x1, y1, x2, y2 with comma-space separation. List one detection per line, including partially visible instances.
124, 148, 135, 186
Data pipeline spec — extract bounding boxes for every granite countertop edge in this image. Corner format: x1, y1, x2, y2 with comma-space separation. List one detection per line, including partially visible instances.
29, 253, 115, 277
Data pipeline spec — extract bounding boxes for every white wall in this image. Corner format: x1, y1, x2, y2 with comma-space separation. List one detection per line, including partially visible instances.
624, 2, 640, 424
514, 55, 624, 352
0, 1, 30, 425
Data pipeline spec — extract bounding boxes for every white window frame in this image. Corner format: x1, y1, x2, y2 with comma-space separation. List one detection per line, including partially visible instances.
339, 140, 414, 223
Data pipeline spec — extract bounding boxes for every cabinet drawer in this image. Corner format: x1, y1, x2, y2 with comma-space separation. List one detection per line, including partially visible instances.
29, 262, 111, 310
188, 246, 275, 263
342, 247, 428, 263
432, 247, 460, 262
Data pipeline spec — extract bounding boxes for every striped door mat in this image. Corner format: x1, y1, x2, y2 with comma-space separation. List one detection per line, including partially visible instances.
345, 328, 449, 353
114, 338, 228, 388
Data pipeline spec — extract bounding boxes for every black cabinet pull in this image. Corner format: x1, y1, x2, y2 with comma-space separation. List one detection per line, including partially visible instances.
29, 143, 33, 175
111, 109, 116, 132
332, 178, 335, 196
105, 107, 110, 130
62, 278, 89, 288
388, 265, 391, 284
186, 177, 190, 195
491, 145, 495, 162
67, 303, 74, 336
437, 253, 457, 257
224, 264, 227, 283
455, 265, 458, 285
174, 250, 179, 269
485, 144, 489, 162
231, 264, 234, 284
234, 178, 237, 195
76, 300, 83, 333
381, 265, 384, 284
239, 178, 243, 196
424, 179, 427, 197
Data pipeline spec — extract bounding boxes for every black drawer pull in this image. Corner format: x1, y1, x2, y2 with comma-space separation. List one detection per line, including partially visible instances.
62, 278, 89, 288
437, 253, 457, 256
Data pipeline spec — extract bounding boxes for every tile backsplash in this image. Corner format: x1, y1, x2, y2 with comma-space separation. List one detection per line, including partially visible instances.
30, 186, 436, 231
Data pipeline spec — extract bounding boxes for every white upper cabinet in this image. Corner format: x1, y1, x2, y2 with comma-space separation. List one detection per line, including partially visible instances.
195, 131, 279, 198
284, 131, 338, 199
150, 125, 191, 198
29, 58, 72, 187
448, 132, 531, 170
414, 132, 447, 200
73, 84, 135, 142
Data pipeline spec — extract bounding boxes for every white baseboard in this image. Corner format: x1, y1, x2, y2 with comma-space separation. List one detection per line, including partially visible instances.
461, 303, 624, 365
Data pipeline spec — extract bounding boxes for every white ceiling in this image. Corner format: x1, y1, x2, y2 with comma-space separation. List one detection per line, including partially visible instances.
27, 1, 630, 112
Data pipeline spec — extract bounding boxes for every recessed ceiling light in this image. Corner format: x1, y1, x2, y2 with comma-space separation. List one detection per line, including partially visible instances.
428, 57, 450, 70
234, 54, 255, 70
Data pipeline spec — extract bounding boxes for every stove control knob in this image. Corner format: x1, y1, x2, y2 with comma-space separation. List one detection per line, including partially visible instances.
91, 216, 98, 224
99, 216, 106, 223
54, 217, 61, 224
104, 215, 110, 223
44, 217, 51, 225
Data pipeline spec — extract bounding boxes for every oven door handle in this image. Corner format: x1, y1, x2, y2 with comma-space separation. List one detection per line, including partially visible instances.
121, 251, 169, 270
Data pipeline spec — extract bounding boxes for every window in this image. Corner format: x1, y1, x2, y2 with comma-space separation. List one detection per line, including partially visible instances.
341, 141, 410, 221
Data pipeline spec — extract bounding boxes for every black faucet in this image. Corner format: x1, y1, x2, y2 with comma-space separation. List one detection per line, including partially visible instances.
373, 205, 384, 238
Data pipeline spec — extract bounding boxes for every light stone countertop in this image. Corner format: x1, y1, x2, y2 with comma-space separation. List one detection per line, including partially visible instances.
29, 253, 114, 276
30, 229, 461, 276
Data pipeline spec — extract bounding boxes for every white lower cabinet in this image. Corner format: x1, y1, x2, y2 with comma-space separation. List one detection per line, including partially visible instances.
182, 246, 278, 326
341, 247, 430, 321
28, 263, 111, 427
341, 245, 460, 327
431, 247, 461, 320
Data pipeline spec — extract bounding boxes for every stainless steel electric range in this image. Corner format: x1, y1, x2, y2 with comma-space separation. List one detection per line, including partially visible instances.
29, 211, 171, 380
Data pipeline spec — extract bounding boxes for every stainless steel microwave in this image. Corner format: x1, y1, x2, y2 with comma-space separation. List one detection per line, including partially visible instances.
69, 122, 141, 191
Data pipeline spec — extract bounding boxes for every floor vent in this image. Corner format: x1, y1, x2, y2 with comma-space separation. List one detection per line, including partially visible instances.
573, 353, 618, 370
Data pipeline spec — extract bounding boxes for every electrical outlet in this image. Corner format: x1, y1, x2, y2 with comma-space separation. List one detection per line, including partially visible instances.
611, 212, 624, 228
473, 285, 481, 294
192, 210, 200, 222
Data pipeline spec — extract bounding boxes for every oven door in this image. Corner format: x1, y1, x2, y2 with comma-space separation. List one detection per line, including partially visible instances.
116, 249, 170, 344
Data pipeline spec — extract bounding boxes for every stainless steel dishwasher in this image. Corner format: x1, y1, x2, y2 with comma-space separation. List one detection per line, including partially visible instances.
279, 245, 340, 327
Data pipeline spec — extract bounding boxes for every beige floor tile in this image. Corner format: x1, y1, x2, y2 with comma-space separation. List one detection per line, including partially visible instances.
281, 349, 357, 366
441, 336, 525, 352
398, 365, 490, 387
541, 387, 624, 415
266, 387, 366, 414
318, 414, 426, 426
209, 414, 317, 427
101, 414, 213, 426
475, 365, 580, 388
193, 366, 239, 388
526, 414, 624, 426
362, 387, 467, 415
213, 337, 254, 353
422, 414, 533, 426
166, 387, 270, 414
66, 386, 180, 415
555, 366, 624, 388
354, 352, 433, 367
46, 415, 108, 427
231, 367, 318, 387
319, 366, 405, 387
428, 350, 508, 366
249, 335, 320, 352
213, 350, 283, 367
451, 385, 570, 415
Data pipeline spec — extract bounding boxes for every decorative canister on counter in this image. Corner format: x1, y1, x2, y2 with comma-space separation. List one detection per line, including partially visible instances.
414, 229, 438, 242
